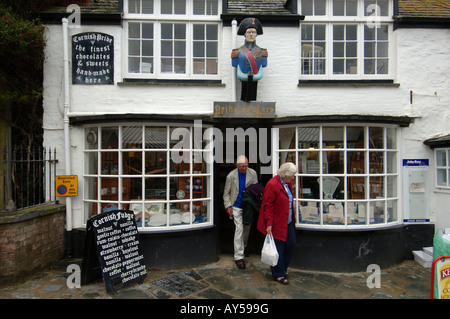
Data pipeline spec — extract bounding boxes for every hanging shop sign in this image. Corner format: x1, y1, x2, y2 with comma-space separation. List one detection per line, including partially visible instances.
55, 175, 78, 197
213, 101, 276, 118
402, 159, 430, 222
72, 32, 114, 84
81, 210, 147, 294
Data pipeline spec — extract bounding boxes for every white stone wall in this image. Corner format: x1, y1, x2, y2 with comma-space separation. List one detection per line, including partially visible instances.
43, 22, 450, 229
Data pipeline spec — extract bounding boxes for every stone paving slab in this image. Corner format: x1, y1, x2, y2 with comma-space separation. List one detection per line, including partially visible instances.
0, 254, 432, 300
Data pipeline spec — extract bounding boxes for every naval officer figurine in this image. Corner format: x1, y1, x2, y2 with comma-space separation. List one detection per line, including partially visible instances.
231, 18, 268, 102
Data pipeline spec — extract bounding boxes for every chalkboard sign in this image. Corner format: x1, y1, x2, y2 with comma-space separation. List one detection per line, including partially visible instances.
72, 32, 114, 84
81, 210, 147, 294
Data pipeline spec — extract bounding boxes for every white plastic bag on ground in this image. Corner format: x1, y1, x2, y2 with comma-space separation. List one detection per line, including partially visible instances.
261, 233, 279, 267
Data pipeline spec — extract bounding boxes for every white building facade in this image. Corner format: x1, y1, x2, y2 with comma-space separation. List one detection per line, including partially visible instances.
41, 0, 449, 271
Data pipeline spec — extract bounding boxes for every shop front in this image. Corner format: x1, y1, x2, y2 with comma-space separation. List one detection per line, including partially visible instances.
69, 114, 434, 272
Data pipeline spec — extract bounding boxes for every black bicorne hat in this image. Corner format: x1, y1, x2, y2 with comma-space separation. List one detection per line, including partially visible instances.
237, 17, 263, 35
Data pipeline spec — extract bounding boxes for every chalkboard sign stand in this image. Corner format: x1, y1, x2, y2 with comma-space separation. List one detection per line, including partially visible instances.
80, 218, 103, 285
80, 210, 147, 294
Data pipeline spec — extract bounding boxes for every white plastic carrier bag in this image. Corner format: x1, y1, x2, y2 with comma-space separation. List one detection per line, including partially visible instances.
261, 233, 279, 267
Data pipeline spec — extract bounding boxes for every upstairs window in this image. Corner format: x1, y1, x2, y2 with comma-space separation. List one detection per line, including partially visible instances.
300, 0, 393, 79
124, 0, 220, 79
436, 148, 450, 189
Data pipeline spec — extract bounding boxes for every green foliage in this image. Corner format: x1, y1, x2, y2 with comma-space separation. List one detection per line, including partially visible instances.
0, 4, 46, 108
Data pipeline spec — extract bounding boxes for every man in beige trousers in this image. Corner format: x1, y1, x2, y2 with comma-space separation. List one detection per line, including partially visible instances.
223, 155, 258, 269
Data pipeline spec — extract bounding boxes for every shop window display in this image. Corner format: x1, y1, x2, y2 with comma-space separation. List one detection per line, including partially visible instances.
83, 124, 213, 231
276, 124, 399, 228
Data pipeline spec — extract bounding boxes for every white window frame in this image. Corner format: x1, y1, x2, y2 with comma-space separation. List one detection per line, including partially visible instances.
83, 123, 214, 233
273, 123, 402, 230
299, 0, 394, 80
435, 148, 450, 190
123, 0, 222, 80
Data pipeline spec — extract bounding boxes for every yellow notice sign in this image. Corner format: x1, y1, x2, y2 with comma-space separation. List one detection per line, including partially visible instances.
56, 175, 78, 197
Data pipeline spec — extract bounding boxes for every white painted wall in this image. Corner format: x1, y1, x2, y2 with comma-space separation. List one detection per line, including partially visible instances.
42, 21, 450, 230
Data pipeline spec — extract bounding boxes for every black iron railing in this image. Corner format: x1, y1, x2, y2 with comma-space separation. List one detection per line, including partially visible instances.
1, 147, 58, 211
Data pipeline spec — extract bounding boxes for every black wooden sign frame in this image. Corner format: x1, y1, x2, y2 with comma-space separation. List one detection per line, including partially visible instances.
81, 210, 147, 294
72, 32, 114, 85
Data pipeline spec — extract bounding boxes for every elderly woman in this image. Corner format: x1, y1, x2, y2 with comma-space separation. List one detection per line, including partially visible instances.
257, 162, 297, 285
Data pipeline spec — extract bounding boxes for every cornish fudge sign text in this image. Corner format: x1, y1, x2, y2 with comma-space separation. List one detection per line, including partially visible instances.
72, 32, 114, 84
81, 210, 147, 294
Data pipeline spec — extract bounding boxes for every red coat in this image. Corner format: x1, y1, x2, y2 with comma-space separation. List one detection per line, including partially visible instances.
257, 175, 296, 242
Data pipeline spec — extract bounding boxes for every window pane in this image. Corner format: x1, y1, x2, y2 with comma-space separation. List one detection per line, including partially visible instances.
161, 41, 173, 56
333, 59, 344, 74
123, 126, 143, 148
142, 40, 153, 56
206, 24, 218, 40
129, 22, 140, 38
315, 0, 326, 14
347, 127, 365, 148
377, 59, 388, 74
346, 42, 357, 57
302, 25, 312, 40
206, 59, 217, 74
129, 0, 139, 13
323, 127, 344, 148
364, 42, 375, 57
325, 151, 345, 174
364, 58, 375, 74
346, 25, 357, 40
101, 127, 118, 149
193, 0, 205, 14
333, 0, 345, 15
333, 25, 344, 40
387, 176, 397, 197
142, 0, 153, 13
193, 42, 205, 57
100, 177, 119, 200
194, 0, 218, 15
298, 127, 319, 148
175, 0, 186, 14
128, 57, 140, 73
175, 24, 186, 39
436, 150, 447, 166
193, 24, 204, 40
161, 24, 172, 39
85, 152, 98, 174
369, 127, 383, 148
128, 39, 140, 55
386, 151, 397, 173
386, 128, 396, 149
378, 24, 389, 40
387, 200, 398, 222
142, 23, 153, 38
161, 0, 172, 14
302, 0, 313, 15
437, 169, 447, 186
206, 42, 217, 57
175, 41, 186, 56
346, 0, 357, 16
377, 42, 388, 57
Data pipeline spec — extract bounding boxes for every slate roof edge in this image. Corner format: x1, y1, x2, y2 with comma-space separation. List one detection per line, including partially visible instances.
394, 15, 450, 28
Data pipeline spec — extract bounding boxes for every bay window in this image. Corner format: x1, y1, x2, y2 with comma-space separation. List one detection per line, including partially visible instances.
83, 124, 213, 232
275, 124, 400, 228
124, 0, 220, 79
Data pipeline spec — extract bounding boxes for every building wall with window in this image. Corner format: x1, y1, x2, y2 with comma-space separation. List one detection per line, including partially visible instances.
41, 0, 449, 271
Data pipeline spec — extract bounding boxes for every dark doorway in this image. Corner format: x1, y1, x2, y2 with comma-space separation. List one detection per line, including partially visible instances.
213, 124, 272, 255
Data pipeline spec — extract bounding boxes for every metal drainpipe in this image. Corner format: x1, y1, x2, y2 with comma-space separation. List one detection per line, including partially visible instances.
62, 18, 73, 257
